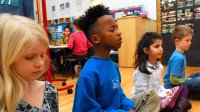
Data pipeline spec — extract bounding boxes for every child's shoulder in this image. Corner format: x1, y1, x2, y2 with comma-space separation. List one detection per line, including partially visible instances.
157, 61, 163, 68
71, 32, 82, 36
84, 57, 117, 69
172, 50, 184, 56
44, 81, 57, 91
36, 81, 56, 91
170, 51, 185, 60
81, 57, 117, 77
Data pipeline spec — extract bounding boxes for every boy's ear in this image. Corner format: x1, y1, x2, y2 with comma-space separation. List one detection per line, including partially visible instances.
90, 34, 100, 44
143, 47, 149, 54
175, 38, 180, 44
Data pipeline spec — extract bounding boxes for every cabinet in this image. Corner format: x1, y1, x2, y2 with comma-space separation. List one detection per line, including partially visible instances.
117, 16, 157, 67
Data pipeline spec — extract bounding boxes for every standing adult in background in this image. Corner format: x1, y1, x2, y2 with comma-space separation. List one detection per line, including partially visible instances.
0, 0, 34, 19
67, 19, 93, 59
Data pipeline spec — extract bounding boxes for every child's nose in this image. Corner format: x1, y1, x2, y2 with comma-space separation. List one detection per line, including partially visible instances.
35, 57, 44, 67
160, 46, 163, 51
117, 29, 121, 36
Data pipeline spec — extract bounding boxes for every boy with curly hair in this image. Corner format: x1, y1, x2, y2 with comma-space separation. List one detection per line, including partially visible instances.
72, 4, 160, 112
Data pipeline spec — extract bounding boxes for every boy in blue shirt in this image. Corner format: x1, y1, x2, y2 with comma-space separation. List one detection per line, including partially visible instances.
164, 25, 200, 100
72, 4, 160, 112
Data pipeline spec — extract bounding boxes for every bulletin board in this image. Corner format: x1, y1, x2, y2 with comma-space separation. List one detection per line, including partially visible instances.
161, 0, 200, 66
49, 23, 67, 40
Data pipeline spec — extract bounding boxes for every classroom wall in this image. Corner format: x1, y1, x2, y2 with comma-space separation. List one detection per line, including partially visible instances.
103, 0, 157, 20
45, 0, 157, 20
46, 0, 91, 20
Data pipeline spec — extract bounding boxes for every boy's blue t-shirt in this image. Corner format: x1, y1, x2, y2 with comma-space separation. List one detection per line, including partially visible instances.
164, 50, 186, 88
73, 57, 134, 112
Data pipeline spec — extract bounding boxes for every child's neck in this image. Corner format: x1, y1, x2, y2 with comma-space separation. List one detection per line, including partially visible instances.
176, 48, 184, 54
24, 80, 38, 90
75, 29, 81, 32
148, 58, 157, 67
22, 80, 45, 108
64, 35, 69, 37
94, 47, 110, 58
94, 53, 110, 58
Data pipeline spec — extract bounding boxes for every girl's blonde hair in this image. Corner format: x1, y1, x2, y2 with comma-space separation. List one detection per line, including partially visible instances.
0, 14, 49, 112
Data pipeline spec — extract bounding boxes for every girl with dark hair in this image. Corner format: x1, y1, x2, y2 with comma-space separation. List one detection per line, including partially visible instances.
62, 26, 71, 44
131, 32, 191, 112
67, 19, 92, 59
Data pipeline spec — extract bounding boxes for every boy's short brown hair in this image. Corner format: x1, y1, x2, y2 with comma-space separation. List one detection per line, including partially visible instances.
172, 25, 193, 44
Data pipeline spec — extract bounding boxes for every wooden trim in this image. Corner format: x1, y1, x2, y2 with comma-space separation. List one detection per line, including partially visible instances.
157, 0, 161, 35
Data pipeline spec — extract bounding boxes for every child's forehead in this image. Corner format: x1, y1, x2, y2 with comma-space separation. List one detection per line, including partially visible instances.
26, 38, 47, 48
64, 28, 70, 31
182, 34, 192, 39
25, 41, 47, 52
152, 39, 162, 43
96, 15, 116, 26
178, 34, 193, 39
174, 36, 192, 43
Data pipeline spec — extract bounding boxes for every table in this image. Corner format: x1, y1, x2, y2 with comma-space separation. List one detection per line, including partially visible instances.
49, 44, 68, 49
49, 45, 69, 76
48, 45, 74, 93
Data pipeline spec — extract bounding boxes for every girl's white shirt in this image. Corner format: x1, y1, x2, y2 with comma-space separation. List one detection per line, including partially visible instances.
130, 61, 170, 98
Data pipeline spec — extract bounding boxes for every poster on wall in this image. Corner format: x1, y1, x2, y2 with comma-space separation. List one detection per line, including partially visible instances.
162, 0, 175, 10
177, 0, 193, 8
162, 23, 176, 34
66, 2, 70, 14
60, 3, 65, 15
177, 10, 185, 21
161, 11, 176, 23
162, 24, 167, 34
177, 8, 193, 21
177, 0, 185, 8
194, 7, 200, 19
75, 0, 82, 11
185, 23, 193, 28
162, 12, 168, 23
195, 0, 200, 5
185, 0, 193, 7
52, 5, 56, 17
168, 11, 176, 22
161, 0, 176, 10
185, 8, 193, 20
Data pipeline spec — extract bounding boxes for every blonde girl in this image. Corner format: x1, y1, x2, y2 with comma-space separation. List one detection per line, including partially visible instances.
0, 14, 58, 112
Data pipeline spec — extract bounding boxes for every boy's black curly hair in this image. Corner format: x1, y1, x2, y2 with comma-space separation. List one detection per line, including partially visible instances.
79, 4, 110, 42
